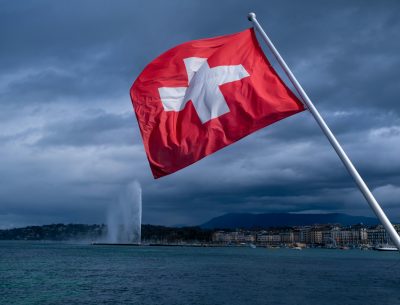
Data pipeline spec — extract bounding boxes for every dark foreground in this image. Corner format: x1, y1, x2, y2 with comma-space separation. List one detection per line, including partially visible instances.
0, 241, 399, 305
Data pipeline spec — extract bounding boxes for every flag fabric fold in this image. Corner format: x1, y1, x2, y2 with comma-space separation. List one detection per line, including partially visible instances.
130, 28, 305, 178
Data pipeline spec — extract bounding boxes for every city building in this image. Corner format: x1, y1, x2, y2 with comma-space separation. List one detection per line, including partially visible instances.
212, 224, 399, 247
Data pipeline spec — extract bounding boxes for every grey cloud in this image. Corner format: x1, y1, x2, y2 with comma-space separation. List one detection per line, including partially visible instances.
35, 111, 137, 147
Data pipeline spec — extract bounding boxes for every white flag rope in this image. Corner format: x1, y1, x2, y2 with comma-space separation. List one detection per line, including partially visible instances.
248, 12, 400, 251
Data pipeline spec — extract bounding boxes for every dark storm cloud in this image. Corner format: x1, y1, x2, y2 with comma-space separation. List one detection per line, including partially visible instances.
35, 111, 136, 147
1, 0, 400, 228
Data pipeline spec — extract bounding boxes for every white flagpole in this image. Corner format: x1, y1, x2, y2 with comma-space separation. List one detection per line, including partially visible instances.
248, 12, 400, 251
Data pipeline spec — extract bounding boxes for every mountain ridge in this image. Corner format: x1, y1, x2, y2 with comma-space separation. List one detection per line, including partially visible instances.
200, 212, 378, 229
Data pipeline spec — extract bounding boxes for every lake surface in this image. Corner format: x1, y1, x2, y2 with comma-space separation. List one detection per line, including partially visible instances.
0, 241, 399, 305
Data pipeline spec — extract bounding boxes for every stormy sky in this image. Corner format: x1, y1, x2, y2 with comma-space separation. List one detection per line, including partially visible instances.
1, 1, 400, 228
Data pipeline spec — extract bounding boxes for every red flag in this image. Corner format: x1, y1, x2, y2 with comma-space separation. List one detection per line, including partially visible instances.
130, 28, 305, 178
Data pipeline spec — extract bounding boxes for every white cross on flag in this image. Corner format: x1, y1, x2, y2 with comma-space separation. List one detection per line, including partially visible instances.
130, 29, 305, 178
159, 57, 249, 123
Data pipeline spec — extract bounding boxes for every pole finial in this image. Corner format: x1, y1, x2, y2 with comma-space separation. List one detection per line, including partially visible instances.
247, 12, 256, 21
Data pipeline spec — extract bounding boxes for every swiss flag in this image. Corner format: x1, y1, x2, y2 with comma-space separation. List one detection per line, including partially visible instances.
130, 28, 305, 178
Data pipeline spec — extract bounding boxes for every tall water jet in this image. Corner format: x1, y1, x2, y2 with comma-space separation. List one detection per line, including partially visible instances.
106, 181, 142, 244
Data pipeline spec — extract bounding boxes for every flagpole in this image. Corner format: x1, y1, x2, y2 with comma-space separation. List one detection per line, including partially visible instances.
248, 12, 400, 251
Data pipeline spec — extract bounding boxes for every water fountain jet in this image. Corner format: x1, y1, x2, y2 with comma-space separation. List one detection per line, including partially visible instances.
96, 181, 142, 245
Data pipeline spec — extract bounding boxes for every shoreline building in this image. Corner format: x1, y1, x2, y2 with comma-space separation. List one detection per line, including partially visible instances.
212, 224, 399, 247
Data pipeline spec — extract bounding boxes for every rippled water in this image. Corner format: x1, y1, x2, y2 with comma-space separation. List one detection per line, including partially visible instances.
0, 241, 399, 305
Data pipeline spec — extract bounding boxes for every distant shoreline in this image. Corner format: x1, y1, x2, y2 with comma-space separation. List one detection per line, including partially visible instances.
2, 240, 397, 251
1, 223, 399, 249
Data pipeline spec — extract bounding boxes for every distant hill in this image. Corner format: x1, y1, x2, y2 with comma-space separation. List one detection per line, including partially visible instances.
201, 213, 378, 229
0, 224, 106, 241
0, 224, 213, 242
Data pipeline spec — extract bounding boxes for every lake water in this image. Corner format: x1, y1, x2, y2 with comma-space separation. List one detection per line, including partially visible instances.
0, 241, 399, 305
